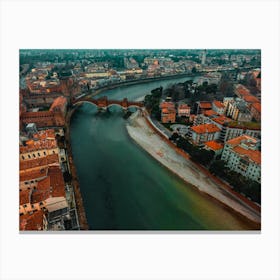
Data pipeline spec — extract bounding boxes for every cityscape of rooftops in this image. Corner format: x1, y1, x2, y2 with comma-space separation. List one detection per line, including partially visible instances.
19, 49, 261, 231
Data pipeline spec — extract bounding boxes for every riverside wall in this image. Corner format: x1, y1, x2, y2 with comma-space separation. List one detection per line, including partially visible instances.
65, 109, 89, 230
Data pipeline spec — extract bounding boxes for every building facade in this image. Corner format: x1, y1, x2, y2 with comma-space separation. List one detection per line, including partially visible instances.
221, 135, 261, 183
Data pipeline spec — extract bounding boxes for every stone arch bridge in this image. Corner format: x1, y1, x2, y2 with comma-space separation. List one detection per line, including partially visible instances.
71, 96, 144, 110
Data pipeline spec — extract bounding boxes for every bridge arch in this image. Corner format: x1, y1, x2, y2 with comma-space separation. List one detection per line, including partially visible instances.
72, 100, 98, 108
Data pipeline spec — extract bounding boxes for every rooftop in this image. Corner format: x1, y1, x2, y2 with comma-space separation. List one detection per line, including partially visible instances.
198, 101, 212, 109
49, 96, 67, 111
226, 135, 258, 146
20, 210, 45, 231
204, 109, 218, 117
191, 123, 221, 134
212, 100, 225, 109
251, 102, 261, 113
20, 189, 31, 205
204, 140, 224, 151
160, 102, 175, 109
236, 84, 251, 96
243, 95, 259, 103
212, 115, 232, 125
20, 167, 48, 182
31, 166, 65, 204
20, 154, 59, 171
233, 146, 261, 164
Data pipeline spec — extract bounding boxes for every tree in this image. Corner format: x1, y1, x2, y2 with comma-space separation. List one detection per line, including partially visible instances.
209, 160, 227, 177
191, 67, 197, 73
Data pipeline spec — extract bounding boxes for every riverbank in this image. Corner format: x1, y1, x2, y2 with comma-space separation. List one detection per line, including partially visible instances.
85, 73, 199, 99
65, 109, 89, 230
126, 110, 261, 228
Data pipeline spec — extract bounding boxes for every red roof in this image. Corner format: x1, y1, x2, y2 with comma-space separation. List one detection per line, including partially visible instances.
20, 138, 57, 153
20, 154, 59, 170
191, 123, 221, 134
233, 146, 261, 164
226, 135, 257, 146
199, 102, 212, 109
30, 166, 65, 204
212, 115, 232, 125
20, 167, 48, 182
49, 96, 67, 111
20, 189, 31, 205
251, 102, 261, 113
160, 102, 175, 109
20, 210, 45, 231
212, 100, 225, 109
236, 84, 251, 96
204, 110, 218, 117
204, 140, 224, 151
243, 95, 259, 103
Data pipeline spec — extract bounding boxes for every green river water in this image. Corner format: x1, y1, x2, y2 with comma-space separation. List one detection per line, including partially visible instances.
70, 77, 256, 230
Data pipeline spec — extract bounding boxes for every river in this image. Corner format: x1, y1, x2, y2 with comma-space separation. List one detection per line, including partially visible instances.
70, 76, 256, 230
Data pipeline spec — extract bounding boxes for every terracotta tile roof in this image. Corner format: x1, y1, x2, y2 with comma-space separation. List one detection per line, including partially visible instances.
199, 102, 212, 109
204, 109, 218, 117
191, 123, 221, 134
30, 166, 65, 204
160, 102, 175, 109
20, 167, 48, 182
20, 154, 59, 170
251, 102, 261, 113
233, 146, 261, 164
48, 166, 65, 197
20, 138, 57, 153
243, 95, 259, 103
20, 189, 31, 205
212, 100, 225, 108
236, 84, 251, 96
212, 115, 232, 125
49, 96, 67, 111
31, 176, 51, 203
20, 210, 45, 231
33, 129, 56, 140
204, 140, 224, 151
226, 135, 257, 146
162, 108, 176, 114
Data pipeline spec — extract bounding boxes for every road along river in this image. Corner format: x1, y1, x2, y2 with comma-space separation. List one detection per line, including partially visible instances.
70, 77, 259, 230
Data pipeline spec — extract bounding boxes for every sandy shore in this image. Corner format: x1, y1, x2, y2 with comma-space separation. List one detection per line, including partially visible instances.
126, 111, 261, 225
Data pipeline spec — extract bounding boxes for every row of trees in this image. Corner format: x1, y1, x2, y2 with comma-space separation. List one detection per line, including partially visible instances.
209, 160, 261, 204
169, 134, 215, 166
169, 134, 261, 204
144, 87, 163, 120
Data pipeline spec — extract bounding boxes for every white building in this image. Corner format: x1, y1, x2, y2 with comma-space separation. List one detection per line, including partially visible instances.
221, 135, 261, 183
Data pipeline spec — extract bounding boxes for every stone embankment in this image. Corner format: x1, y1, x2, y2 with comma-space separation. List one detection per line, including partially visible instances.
126, 110, 261, 227
65, 109, 89, 230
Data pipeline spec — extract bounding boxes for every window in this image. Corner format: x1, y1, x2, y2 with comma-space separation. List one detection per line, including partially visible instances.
38, 152, 40, 157
53, 151, 55, 154
31, 204, 34, 209
28, 155, 31, 159
33, 154, 36, 158
23, 204, 27, 208
43, 151, 46, 156
21, 155, 25, 160
39, 202, 44, 206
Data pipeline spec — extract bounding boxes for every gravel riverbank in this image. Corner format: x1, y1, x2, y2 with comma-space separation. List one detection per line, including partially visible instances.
126, 111, 261, 226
